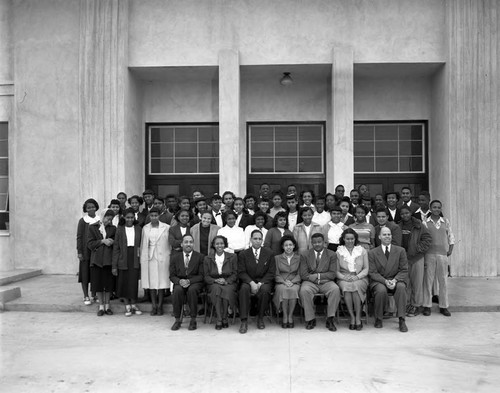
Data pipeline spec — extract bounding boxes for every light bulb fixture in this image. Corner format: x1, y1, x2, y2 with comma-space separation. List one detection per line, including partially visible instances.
280, 72, 294, 86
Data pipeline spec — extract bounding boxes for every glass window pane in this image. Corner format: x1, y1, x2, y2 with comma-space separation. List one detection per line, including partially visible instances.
0, 124, 7, 140
0, 178, 7, 193
174, 158, 197, 173
175, 127, 197, 142
399, 141, 422, 156
251, 158, 274, 172
275, 142, 297, 157
175, 143, 197, 158
399, 157, 423, 172
0, 159, 8, 176
354, 141, 374, 156
375, 125, 398, 141
299, 126, 322, 141
354, 157, 374, 172
150, 158, 173, 174
0, 195, 7, 211
199, 158, 218, 173
251, 126, 273, 141
251, 142, 273, 157
354, 126, 374, 141
375, 141, 398, 156
376, 157, 398, 172
299, 158, 321, 172
398, 125, 412, 140
151, 127, 173, 143
299, 141, 321, 156
275, 126, 297, 141
275, 158, 297, 172
0, 140, 7, 157
411, 125, 423, 139
199, 142, 218, 157
150, 143, 173, 158
198, 126, 219, 142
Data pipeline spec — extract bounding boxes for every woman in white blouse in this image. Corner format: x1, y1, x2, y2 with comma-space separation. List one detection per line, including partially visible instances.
217, 211, 246, 254
203, 236, 238, 330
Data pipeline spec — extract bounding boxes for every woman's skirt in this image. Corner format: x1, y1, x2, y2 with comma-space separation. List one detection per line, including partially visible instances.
273, 283, 300, 309
78, 259, 91, 285
207, 283, 237, 308
90, 265, 115, 293
338, 277, 369, 302
116, 247, 140, 299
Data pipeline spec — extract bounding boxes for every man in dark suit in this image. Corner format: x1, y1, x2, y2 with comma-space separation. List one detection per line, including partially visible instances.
385, 191, 402, 223
374, 208, 403, 247
368, 227, 409, 332
170, 234, 205, 331
299, 233, 340, 331
144, 196, 174, 226
237, 230, 275, 333
399, 186, 420, 215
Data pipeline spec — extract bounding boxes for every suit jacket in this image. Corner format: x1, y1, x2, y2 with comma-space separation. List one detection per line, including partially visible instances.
190, 223, 221, 256
112, 224, 141, 270
87, 223, 116, 267
204, 252, 238, 285
387, 207, 402, 224
168, 225, 191, 253
292, 222, 325, 254
398, 200, 420, 214
368, 245, 408, 286
237, 212, 254, 229
374, 222, 403, 247
275, 253, 302, 285
169, 250, 205, 285
139, 222, 171, 289
238, 247, 275, 284
135, 210, 147, 227
299, 248, 337, 285
264, 227, 293, 255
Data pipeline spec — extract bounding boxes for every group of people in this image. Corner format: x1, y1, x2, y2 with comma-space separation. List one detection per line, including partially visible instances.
76, 183, 455, 333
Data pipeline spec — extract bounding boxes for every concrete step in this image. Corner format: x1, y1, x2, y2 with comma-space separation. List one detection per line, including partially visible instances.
0, 269, 43, 286
0, 286, 21, 309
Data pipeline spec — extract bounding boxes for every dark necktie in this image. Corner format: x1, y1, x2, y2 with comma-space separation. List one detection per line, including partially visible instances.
316, 252, 321, 269
385, 246, 390, 260
184, 253, 190, 269
254, 250, 259, 264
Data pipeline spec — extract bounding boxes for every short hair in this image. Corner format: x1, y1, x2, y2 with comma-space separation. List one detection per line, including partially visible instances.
315, 195, 326, 202
108, 199, 120, 207
271, 190, 283, 199
250, 229, 263, 238
211, 235, 228, 249
200, 210, 213, 219
339, 228, 359, 246
260, 182, 270, 189
280, 235, 297, 252
149, 207, 160, 215
103, 209, 115, 218
375, 207, 388, 216
142, 189, 155, 197
174, 208, 194, 221
210, 194, 223, 203
311, 232, 324, 241
257, 198, 270, 205
243, 194, 257, 202
300, 206, 314, 217
419, 191, 431, 199
335, 184, 345, 191
272, 211, 289, 228
181, 233, 194, 242
361, 195, 373, 204
123, 207, 136, 217
223, 210, 237, 221
82, 198, 99, 213
153, 196, 164, 204
253, 211, 268, 222
355, 205, 369, 215
194, 197, 207, 205
233, 197, 244, 205
385, 191, 400, 201
128, 195, 143, 205
178, 195, 190, 203
400, 205, 412, 213
330, 206, 342, 213
222, 191, 235, 200
300, 189, 315, 201
165, 194, 177, 200
430, 199, 442, 207
401, 186, 412, 193
350, 189, 359, 195
116, 192, 127, 199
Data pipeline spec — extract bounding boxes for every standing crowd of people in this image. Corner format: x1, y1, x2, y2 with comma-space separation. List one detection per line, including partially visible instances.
76, 183, 455, 333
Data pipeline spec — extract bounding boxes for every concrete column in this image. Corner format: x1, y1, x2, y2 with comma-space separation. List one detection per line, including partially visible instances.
329, 47, 354, 193
218, 50, 244, 196
78, 0, 128, 208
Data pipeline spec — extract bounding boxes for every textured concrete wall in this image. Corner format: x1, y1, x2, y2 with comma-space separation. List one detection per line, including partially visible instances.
129, 0, 446, 66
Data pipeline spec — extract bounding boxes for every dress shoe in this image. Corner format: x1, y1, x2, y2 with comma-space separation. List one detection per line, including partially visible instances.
157, 306, 164, 316
171, 321, 181, 331
288, 321, 294, 329
257, 318, 265, 329
150, 306, 157, 316
374, 318, 383, 328
239, 321, 248, 334
281, 322, 287, 329
97, 309, 105, 317
349, 324, 356, 330
215, 322, 223, 330
399, 318, 408, 332
440, 308, 451, 317
188, 320, 197, 331
305, 319, 316, 330
222, 319, 229, 328
326, 318, 337, 332
356, 322, 363, 331
422, 307, 431, 316
105, 308, 113, 315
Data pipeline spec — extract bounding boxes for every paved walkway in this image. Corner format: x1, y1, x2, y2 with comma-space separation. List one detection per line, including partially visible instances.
1, 311, 499, 393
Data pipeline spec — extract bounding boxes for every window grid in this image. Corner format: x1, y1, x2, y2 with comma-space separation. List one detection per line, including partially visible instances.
354, 123, 425, 174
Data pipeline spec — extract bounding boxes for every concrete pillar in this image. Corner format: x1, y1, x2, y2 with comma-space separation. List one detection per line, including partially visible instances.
329, 47, 354, 193
218, 50, 244, 196
78, 0, 128, 208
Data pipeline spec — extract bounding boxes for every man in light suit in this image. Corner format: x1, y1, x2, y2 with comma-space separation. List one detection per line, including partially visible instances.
368, 227, 409, 332
237, 230, 275, 333
170, 234, 205, 331
299, 233, 340, 331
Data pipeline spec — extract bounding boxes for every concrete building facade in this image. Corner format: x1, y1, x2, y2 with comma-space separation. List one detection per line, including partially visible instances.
0, 0, 498, 277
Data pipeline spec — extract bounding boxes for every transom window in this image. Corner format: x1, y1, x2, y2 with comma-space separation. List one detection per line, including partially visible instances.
248, 123, 324, 174
354, 123, 425, 173
148, 124, 219, 175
